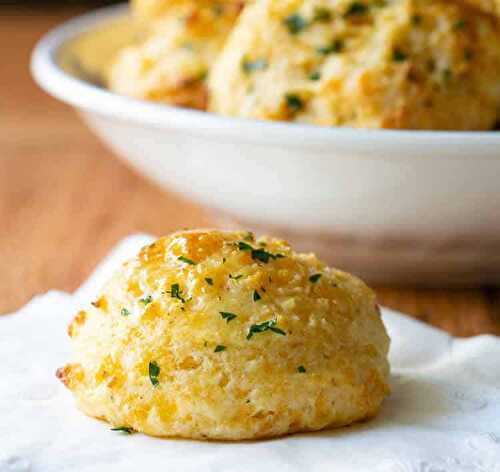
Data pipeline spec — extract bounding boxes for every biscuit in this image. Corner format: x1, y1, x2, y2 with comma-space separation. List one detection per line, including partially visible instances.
208, 0, 500, 129
109, 0, 244, 108
58, 230, 390, 440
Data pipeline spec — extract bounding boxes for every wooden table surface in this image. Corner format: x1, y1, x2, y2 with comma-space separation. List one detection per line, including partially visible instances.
2, 6, 499, 337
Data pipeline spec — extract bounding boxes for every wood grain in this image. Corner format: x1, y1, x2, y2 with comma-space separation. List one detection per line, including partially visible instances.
2, 7, 499, 337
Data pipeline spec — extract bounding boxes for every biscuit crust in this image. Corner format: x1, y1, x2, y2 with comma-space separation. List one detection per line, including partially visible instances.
208, 0, 500, 129
58, 230, 390, 440
109, 0, 243, 109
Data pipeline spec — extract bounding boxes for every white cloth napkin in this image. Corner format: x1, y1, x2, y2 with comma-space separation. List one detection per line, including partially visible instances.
1, 235, 499, 472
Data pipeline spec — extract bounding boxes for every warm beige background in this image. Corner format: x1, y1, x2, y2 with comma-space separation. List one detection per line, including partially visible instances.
2, 7, 499, 337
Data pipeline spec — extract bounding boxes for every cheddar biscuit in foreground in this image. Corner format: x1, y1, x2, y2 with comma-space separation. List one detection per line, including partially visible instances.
57, 230, 390, 440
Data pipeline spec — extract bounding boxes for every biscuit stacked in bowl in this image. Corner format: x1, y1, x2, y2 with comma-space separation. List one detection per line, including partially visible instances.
109, 0, 245, 109
109, 0, 500, 129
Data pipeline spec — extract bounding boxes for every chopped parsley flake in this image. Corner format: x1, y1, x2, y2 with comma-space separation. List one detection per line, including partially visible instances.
464, 49, 474, 61
284, 14, 308, 34
392, 48, 407, 62
309, 71, 321, 81
220, 311, 238, 322
442, 68, 452, 82
149, 361, 160, 386
165, 283, 186, 303
205, 277, 214, 285
344, 2, 368, 17
313, 7, 332, 22
238, 241, 253, 251
297, 365, 306, 373
178, 255, 197, 265
237, 241, 285, 263
241, 57, 268, 74
243, 232, 255, 241
212, 4, 224, 16
317, 39, 344, 55
247, 319, 286, 340
253, 290, 261, 302
139, 295, 152, 305
253, 248, 283, 263
309, 273, 322, 283
111, 426, 134, 434
411, 14, 422, 25
196, 69, 208, 81
214, 345, 226, 352
229, 273, 244, 280
121, 308, 131, 316
285, 94, 304, 114
453, 19, 466, 30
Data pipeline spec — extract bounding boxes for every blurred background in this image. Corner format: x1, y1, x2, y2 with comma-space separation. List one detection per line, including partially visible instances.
4, 0, 120, 6
2, 0, 499, 336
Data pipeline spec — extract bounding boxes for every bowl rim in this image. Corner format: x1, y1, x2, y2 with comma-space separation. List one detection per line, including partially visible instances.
31, 3, 500, 157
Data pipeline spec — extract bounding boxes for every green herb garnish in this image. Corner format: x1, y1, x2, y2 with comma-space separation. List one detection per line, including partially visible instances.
464, 49, 474, 61
196, 69, 208, 81
411, 14, 422, 25
111, 426, 134, 434
214, 345, 226, 352
313, 7, 332, 22
253, 248, 283, 263
317, 39, 344, 55
238, 241, 285, 263
238, 241, 253, 251
309, 71, 321, 81
121, 308, 131, 316
453, 19, 466, 30
139, 295, 152, 305
285, 94, 304, 114
149, 360, 160, 386
392, 48, 407, 62
205, 277, 214, 285
220, 311, 238, 323
229, 273, 244, 280
247, 319, 286, 340
442, 68, 452, 82
178, 255, 197, 265
241, 57, 268, 74
297, 365, 306, 373
284, 14, 308, 34
165, 283, 186, 303
212, 4, 224, 16
243, 232, 255, 241
344, 2, 368, 17
253, 290, 261, 302
309, 273, 322, 283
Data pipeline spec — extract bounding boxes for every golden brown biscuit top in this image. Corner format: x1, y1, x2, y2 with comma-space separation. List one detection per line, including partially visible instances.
68, 230, 378, 358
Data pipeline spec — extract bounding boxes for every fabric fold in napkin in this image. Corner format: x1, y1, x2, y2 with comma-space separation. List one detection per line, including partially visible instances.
1, 234, 499, 472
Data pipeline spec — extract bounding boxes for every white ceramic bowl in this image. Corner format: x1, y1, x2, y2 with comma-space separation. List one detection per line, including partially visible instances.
31, 4, 500, 285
